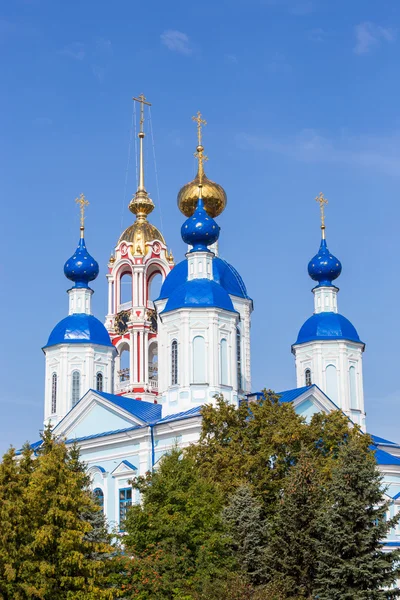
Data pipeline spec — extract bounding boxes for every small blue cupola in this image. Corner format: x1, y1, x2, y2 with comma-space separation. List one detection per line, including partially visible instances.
64, 237, 99, 289
181, 197, 220, 252
308, 238, 342, 288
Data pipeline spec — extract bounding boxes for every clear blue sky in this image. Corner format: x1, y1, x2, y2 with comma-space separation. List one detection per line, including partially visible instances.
1, 0, 399, 454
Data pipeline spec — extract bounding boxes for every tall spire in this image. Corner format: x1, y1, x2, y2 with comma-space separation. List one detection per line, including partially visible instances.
315, 192, 328, 240
128, 94, 155, 220
192, 111, 208, 184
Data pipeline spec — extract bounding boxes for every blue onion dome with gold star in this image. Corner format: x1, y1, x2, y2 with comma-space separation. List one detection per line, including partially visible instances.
308, 238, 342, 287
64, 235, 99, 289
181, 195, 220, 251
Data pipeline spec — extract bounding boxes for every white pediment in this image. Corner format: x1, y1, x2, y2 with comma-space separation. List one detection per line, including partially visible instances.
111, 460, 138, 477
291, 387, 339, 422
53, 390, 146, 441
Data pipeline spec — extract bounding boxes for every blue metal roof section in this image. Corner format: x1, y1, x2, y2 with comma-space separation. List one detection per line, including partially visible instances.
371, 434, 400, 448
96, 391, 162, 423
372, 447, 400, 466
294, 312, 363, 346
308, 237, 342, 288
181, 197, 220, 252
156, 405, 203, 423
64, 236, 99, 289
162, 278, 235, 314
277, 385, 313, 403
159, 257, 249, 300
44, 314, 113, 348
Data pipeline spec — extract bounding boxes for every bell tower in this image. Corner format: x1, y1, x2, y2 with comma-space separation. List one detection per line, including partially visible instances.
105, 95, 173, 402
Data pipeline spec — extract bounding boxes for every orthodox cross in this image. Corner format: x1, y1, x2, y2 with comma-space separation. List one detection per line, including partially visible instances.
192, 111, 207, 147
315, 192, 328, 238
133, 94, 151, 134
76, 193, 89, 234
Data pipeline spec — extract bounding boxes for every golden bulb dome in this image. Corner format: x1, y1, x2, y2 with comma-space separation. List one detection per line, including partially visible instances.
118, 218, 165, 254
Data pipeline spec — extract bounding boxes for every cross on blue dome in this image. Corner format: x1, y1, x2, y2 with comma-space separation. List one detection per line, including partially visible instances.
64, 237, 99, 288
181, 196, 220, 252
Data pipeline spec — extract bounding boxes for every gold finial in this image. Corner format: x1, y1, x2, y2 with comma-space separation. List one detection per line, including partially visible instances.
129, 94, 155, 219
192, 111, 207, 147
167, 249, 174, 264
315, 192, 328, 239
75, 193, 89, 238
194, 147, 208, 184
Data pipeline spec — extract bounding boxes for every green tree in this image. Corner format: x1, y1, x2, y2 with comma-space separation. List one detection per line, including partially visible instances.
0, 443, 34, 600
0, 428, 123, 600
314, 437, 400, 600
223, 485, 268, 585
265, 446, 322, 599
123, 447, 235, 599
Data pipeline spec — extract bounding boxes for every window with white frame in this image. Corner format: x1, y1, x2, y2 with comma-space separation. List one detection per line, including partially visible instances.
349, 366, 357, 409
72, 370, 81, 406
51, 373, 57, 414
220, 338, 228, 385
93, 487, 104, 511
305, 368, 312, 387
119, 487, 132, 530
192, 336, 206, 383
96, 372, 103, 392
171, 340, 178, 385
236, 327, 242, 391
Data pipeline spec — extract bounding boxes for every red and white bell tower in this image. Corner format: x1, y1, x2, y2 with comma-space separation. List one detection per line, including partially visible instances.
105, 94, 174, 401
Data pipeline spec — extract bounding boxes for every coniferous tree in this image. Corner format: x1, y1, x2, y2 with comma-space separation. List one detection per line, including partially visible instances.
314, 437, 400, 600
264, 446, 322, 599
222, 485, 268, 585
123, 447, 235, 599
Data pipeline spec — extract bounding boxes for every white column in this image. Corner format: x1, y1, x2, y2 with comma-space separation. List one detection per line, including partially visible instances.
139, 331, 144, 382
144, 331, 149, 384
107, 275, 113, 314
133, 272, 138, 307
130, 331, 136, 384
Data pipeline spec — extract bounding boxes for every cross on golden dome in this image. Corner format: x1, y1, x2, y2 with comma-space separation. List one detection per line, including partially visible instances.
192, 111, 207, 146
315, 192, 328, 239
75, 193, 89, 237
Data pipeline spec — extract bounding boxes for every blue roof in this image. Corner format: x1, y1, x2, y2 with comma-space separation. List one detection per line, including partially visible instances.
371, 434, 400, 448
162, 278, 235, 314
277, 385, 313, 403
294, 312, 363, 346
96, 391, 162, 423
45, 314, 114, 348
308, 237, 342, 288
159, 256, 249, 300
181, 198, 220, 251
372, 447, 400, 466
64, 236, 99, 289
156, 406, 203, 423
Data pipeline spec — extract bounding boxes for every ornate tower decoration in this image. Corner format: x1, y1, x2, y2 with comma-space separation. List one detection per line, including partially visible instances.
105, 95, 173, 401
43, 195, 115, 426
292, 194, 366, 430
155, 113, 253, 416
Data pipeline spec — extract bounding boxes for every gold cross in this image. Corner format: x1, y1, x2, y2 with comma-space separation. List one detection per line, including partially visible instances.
194, 148, 208, 183
315, 192, 328, 228
75, 193, 89, 229
192, 111, 207, 146
133, 93, 152, 134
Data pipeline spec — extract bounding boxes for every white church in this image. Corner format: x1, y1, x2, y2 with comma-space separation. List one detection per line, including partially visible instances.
35, 97, 400, 543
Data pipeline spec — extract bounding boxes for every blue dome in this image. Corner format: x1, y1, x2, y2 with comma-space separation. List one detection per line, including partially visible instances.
308, 238, 342, 287
162, 279, 235, 313
45, 314, 113, 348
294, 312, 363, 345
159, 257, 249, 300
64, 237, 99, 289
181, 198, 220, 252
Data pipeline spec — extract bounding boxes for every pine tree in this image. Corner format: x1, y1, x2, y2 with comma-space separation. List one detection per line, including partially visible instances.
314, 437, 400, 600
18, 428, 122, 599
222, 485, 268, 585
0, 443, 34, 600
123, 447, 235, 599
264, 446, 322, 599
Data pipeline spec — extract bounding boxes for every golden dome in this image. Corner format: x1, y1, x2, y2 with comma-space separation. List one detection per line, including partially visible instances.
119, 218, 165, 254
178, 171, 227, 218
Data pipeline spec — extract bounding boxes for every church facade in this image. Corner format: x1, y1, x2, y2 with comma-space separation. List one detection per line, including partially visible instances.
38, 98, 400, 545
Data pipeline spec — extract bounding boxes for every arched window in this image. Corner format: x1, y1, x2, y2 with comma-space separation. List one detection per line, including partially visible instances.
93, 487, 104, 511
305, 369, 312, 386
119, 344, 130, 382
349, 366, 357, 409
326, 364, 338, 405
72, 370, 81, 406
220, 339, 228, 386
96, 372, 103, 392
148, 272, 163, 302
119, 272, 132, 308
236, 327, 242, 391
149, 343, 158, 386
51, 373, 57, 414
171, 340, 178, 385
192, 336, 206, 383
